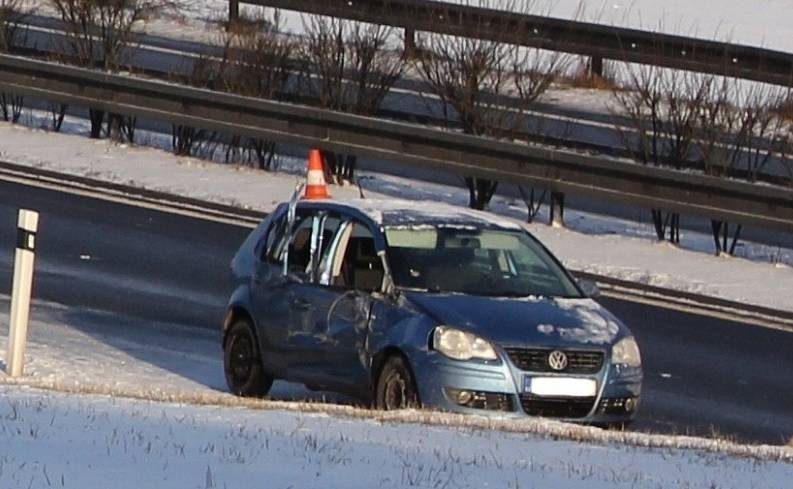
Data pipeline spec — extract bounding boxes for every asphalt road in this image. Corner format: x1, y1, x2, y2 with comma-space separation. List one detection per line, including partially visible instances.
1, 179, 791, 445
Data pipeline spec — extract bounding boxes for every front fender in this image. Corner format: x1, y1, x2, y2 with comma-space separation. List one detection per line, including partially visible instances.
367, 299, 437, 388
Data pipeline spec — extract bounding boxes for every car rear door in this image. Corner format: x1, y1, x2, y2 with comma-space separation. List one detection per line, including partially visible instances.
251, 206, 333, 376
249, 210, 292, 372
282, 211, 346, 381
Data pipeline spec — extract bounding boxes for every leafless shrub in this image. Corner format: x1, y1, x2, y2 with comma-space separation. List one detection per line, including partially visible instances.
175, 12, 293, 165
0, 0, 29, 52
613, 61, 793, 252
414, 0, 566, 210
220, 12, 293, 169
48, 102, 68, 131
48, 0, 178, 139
734, 87, 791, 183
696, 81, 793, 254
695, 77, 735, 178
611, 65, 717, 242
171, 125, 218, 157
49, 0, 176, 69
0, 0, 32, 122
172, 45, 220, 157
518, 185, 547, 223
299, 14, 405, 182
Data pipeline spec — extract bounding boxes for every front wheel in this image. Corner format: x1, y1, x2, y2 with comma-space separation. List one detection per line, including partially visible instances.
375, 356, 420, 410
224, 318, 273, 397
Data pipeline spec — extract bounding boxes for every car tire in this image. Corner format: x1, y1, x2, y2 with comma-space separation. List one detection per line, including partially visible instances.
375, 355, 420, 410
224, 318, 273, 397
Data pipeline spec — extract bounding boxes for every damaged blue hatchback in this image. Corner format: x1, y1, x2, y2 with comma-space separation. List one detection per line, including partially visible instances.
223, 198, 642, 423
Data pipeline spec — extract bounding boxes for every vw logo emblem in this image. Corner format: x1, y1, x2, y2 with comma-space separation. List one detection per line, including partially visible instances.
548, 350, 568, 371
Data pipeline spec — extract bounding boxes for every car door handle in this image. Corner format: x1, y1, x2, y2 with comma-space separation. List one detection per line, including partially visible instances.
292, 298, 312, 311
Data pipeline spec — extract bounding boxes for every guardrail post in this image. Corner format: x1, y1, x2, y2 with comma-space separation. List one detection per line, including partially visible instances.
404, 28, 417, 58
589, 56, 603, 78
6, 209, 39, 378
229, 0, 239, 25
550, 192, 565, 227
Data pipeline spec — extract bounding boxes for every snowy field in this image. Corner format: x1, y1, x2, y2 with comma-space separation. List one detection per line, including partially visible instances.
1, 384, 790, 489
1, 118, 793, 314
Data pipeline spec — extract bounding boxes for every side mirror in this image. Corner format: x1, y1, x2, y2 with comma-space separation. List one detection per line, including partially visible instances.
578, 278, 601, 298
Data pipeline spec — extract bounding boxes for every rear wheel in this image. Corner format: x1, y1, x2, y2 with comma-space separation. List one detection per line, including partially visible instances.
224, 318, 273, 397
375, 356, 420, 410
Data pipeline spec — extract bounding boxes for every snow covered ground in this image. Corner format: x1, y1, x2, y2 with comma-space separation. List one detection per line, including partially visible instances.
1, 118, 792, 313
0, 295, 791, 489
2, 383, 791, 489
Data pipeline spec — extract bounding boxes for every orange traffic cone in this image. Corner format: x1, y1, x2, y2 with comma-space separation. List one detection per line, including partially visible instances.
303, 149, 330, 199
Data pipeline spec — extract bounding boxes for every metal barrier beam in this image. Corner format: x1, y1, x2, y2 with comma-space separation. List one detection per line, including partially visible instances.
0, 53, 791, 232
242, 0, 793, 86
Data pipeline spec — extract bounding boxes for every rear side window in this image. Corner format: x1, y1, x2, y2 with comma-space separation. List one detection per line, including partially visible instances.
261, 210, 344, 282
262, 213, 287, 264
287, 215, 315, 274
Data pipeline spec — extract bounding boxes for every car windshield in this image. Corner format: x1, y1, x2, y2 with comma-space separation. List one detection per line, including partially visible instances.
385, 226, 582, 298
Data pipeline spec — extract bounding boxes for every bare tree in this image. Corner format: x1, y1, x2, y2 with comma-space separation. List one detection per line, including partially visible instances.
0, 0, 28, 51
0, 0, 31, 122
695, 81, 793, 254
48, 0, 177, 138
174, 12, 293, 164
414, 0, 565, 210
611, 65, 715, 242
299, 14, 405, 182
221, 12, 293, 169
172, 45, 221, 157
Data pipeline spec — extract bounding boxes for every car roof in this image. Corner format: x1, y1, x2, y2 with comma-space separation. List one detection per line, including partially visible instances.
296, 198, 524, 230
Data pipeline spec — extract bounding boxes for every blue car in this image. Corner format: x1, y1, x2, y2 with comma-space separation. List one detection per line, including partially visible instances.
223, 198, 642, 423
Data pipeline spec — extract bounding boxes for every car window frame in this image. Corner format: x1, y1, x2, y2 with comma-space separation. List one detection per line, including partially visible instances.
317, 216, 385, 294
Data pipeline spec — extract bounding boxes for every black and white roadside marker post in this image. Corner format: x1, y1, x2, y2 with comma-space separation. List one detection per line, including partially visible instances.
6, 209, 38, 377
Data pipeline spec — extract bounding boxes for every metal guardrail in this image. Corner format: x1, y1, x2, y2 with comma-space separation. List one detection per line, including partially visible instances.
0, 53, 791, 233
234, 0, 793, 87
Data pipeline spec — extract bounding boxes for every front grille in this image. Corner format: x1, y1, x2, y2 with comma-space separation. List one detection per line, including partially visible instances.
505, 348, 604, 374
520, 395, 595, 418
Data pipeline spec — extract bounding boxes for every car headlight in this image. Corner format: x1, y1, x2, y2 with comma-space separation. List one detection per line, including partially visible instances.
433, 326, 497, 361
612, 336, 641, 367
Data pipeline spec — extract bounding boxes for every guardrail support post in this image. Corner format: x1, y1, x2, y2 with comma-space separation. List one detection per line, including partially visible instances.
404, 28, 417, 58
6, 209, 39, 378
229, 0, 239, 26
550, 192, 565, 228
589, 56, 603, 78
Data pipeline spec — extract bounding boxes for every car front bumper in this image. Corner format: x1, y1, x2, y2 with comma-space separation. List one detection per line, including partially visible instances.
411, 351, 642, 424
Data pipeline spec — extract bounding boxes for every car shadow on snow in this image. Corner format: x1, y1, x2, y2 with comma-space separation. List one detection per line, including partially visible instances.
37, 305, 356, 406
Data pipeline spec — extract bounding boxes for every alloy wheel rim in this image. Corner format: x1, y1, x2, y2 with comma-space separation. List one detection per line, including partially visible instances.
230, 335, 253, 382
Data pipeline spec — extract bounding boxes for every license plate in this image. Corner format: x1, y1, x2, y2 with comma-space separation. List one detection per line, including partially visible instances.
524, 377, 597, 397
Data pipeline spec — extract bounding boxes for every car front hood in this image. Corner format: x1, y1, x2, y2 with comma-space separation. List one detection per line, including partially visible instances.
403, 292, 628, 347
